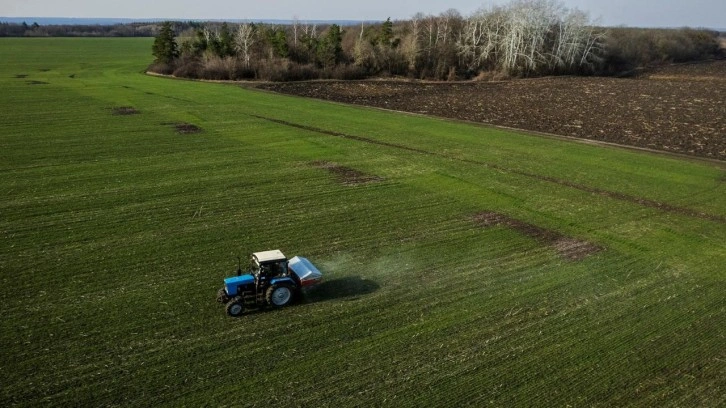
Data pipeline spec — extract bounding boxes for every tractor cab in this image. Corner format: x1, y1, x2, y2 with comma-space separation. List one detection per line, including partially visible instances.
250, 249, 289, 282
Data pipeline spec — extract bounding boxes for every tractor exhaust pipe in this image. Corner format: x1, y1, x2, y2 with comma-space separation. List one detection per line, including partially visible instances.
236, 256, 242, 276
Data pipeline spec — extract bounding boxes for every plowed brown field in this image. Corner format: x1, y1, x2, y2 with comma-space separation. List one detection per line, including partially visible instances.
257, 60, 726, 161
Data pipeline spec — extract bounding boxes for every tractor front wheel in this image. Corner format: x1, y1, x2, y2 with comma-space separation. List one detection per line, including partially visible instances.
266, 284, 295, 308
225, 297, 245, 317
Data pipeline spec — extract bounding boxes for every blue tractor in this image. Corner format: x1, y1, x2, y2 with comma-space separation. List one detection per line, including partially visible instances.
217, 250, 322, 317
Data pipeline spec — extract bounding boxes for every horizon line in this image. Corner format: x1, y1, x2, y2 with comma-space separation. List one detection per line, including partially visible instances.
1, 16, 724, 31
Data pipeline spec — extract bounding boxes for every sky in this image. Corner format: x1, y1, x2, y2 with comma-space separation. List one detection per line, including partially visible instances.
1, 0, 724, 29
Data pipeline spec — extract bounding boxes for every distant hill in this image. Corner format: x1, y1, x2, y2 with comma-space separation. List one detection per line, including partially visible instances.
0, 17, 377, 26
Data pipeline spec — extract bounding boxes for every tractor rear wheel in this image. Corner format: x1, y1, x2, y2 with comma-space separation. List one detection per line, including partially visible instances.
225, 297, 245, 317
266, 284, 295, 308
217, 287, 230, 304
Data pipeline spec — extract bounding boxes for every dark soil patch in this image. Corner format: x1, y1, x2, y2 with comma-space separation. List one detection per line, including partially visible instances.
473, 211, 561, 241
553, 238, 604, 262
257, 60, 726, 161
26, 80, 48, 85
69, 74, 76, 79
312, 161, 382, 185
472, 211, 603, 260
38, 68, 51, 72
112, 106, 140, 115
174, 123, 202, 134
15, 74, 28, 78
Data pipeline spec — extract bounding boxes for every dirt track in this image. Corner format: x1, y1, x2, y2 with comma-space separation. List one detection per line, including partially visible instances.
257, 60, 726, 161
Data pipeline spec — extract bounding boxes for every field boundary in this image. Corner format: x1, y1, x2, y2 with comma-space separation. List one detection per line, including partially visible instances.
145, 71, 726, 166
246, 84, 726, 167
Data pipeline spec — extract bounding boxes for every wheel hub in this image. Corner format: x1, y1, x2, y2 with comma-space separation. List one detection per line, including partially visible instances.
229, 304, 243, 315
271, 287, 291, 305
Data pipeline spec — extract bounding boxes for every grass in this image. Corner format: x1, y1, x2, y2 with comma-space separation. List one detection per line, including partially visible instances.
1, 37, 724, 407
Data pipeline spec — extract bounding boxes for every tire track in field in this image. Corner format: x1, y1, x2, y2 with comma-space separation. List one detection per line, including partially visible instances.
251, 114, 725, 224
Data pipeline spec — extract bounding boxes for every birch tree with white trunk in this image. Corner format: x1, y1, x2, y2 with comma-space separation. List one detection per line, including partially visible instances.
458, 0, 603, 75
234, 23, 256, 68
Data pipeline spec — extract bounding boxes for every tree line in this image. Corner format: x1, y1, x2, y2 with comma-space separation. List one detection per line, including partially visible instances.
151, 0, 722, 81
0, 21, 160, 37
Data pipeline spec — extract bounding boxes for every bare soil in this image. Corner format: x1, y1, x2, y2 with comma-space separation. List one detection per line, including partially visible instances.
472, 211, 603, 261
112, 106, 140, 115
257, 61, 726, 161
174, 123, 202, 134
312, 161, 383, 185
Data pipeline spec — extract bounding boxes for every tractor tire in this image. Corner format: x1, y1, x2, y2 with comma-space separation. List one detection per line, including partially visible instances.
266, 283, 295, 308
217, 287, 230, 304
225, 297, 245, 317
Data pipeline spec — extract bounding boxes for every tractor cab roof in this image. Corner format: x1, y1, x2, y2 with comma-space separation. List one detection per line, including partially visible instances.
252, 250, 287, 264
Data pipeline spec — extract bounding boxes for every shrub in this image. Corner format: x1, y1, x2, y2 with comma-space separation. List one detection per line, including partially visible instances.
330, 64, 369, 80
256, 60, 319, 82
147, 61, 176, 75
201, 56, 233, 80
599, 27, 721, 75
172, 60, 203, 79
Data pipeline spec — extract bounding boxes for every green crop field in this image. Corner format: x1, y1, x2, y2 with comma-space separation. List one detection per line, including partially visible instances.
1, 38, 724, 407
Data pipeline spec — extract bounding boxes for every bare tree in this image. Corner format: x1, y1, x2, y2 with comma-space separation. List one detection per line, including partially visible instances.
459, 7, 506, 70
292, 16, 299, 47
458, 0, 602, 75
302, 22, 317, 39
405, 12, 424, 70
438, 9, 461, 45
579, 22, 606, 68
424, 14, 437, 50
353, 22, 368, 65
234, 23, 256, 67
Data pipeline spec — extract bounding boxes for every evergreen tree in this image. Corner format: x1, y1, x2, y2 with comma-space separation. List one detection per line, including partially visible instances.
207, 32, 222, 56
317, 24, 343, 68
191, 28, 208, 55
264, 27, 289, 58
152, 22, 179, 64
218, 23, 234, 57
379, 18, 394, 46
